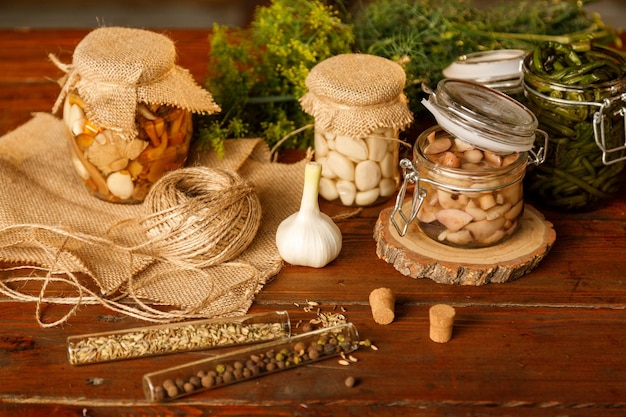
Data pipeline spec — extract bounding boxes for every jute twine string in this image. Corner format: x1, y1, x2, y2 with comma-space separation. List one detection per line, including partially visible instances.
0, 113, 307, 326
132, 167, 262, 268
0, 167, 262, 326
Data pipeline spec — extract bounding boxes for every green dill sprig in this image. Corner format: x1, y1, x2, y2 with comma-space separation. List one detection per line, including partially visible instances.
196, 0, 354, 155
196, 0, 619, 155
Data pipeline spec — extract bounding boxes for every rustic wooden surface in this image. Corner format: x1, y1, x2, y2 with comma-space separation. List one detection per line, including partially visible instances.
1, 28, 626, 417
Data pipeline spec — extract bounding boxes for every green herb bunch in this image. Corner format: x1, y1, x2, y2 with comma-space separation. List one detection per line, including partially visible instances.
197, 0, 618, 154
196, 0, 354, 156
352, 0, 618, 116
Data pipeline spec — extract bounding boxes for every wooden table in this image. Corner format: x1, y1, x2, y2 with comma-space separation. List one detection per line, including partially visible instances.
1, 28, 626, 417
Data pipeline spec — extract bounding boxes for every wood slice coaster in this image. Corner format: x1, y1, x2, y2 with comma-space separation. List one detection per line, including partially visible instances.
374, 204, 556, 285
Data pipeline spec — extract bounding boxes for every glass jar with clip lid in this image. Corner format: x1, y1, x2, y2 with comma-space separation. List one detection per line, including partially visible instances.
522, 42, 626, 211
391, 79, 547, 248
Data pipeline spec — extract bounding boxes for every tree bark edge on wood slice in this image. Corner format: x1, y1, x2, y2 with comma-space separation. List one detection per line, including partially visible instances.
373, 204, 556, 286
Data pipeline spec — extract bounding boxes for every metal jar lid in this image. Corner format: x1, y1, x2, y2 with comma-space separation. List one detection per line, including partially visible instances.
421, 79, 538, 154
442, 49, 525, 93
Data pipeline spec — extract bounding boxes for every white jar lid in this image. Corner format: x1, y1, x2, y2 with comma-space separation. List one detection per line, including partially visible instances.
442, 49, 525, 91
422, 79, 538, 154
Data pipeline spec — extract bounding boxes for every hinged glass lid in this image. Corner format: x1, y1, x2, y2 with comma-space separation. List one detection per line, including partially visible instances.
422, 79, 538, 153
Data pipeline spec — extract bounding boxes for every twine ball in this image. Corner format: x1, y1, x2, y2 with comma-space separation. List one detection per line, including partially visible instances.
142, 167, 262, 267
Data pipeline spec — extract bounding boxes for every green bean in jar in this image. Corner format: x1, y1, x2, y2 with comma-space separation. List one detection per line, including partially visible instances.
522, 42, 626, 211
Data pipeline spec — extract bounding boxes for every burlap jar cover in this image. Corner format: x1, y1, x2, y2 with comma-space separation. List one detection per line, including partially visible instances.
51, 27, 220, 140
300, 54, 413, 207
300, 53, 413, 139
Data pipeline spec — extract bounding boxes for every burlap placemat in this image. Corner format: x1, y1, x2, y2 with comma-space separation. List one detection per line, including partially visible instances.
0, 113, 308, 326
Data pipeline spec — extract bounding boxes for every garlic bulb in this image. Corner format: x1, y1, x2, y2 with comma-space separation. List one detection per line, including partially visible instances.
276, 162, 342, 268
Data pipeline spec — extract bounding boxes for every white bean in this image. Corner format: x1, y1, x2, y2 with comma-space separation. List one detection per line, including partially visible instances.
327, 151, 355, 181
314, 131, 329, 158
336, 180, 357, 206
366, 135, 389, 162
319, 177, 339, 201
356, 188, 381, 206
336, 134, 368, 161
379, 178, 397, 198
355, 160, 381, 191
107, 171, 134, 200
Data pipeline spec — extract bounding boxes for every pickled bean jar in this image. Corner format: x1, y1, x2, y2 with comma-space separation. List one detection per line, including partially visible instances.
522, 43, 626, 211
300, 54, 413, 207
51, 27, 221, 203
392, 79, 546, 248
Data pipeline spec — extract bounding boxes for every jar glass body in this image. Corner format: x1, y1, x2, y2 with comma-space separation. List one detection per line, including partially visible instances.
64, 92, 193, 203
412, 126, 527, 248
314, 126, 400, 207
522, 49, 626, 211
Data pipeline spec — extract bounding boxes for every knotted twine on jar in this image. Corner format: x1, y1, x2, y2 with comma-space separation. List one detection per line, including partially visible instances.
49, 26, 220, 141
299, 53, 413, 139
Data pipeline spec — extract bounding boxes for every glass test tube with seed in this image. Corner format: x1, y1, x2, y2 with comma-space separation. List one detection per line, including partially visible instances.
142, 322, 359, 402
67, 311, 290, 365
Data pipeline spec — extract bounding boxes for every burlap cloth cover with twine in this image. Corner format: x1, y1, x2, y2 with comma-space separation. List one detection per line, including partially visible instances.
50, 27, 221, 139
0, 28, 309, 327
299, 53, 413, 138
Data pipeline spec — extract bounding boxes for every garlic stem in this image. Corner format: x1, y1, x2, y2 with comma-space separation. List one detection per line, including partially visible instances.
299, 162, 322, 214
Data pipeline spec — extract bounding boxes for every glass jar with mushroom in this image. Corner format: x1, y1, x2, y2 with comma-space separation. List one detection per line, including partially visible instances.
51, 27, 220, 204
408, 126, 528, 248
64, 92, 193, 203
391, 79, 546, 248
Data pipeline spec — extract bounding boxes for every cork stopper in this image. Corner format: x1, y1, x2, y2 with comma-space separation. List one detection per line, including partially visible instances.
300, 54, 413, 138
369, 287, 395, 325
429, 304, 456, 343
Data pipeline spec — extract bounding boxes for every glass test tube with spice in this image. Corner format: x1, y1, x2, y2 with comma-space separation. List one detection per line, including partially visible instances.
50, 27, 221, 203
67, 311, 290, 365
300, 53, 413, 207
143, 322, 359, 402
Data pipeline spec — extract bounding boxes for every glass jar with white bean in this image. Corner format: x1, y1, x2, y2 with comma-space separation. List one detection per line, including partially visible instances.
300, 53, 413, 207
391, 79, 546, 248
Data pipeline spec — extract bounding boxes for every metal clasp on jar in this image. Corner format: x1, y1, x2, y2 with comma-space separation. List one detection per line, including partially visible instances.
390, 134, 547, 237
594, 93, 626, 165
525, 84, 626, 165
